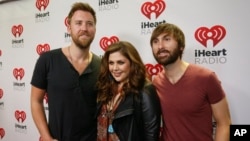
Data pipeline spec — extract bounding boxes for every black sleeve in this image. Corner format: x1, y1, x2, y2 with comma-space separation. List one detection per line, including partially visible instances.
140, 84, 161, 141
30, 52, 50, 90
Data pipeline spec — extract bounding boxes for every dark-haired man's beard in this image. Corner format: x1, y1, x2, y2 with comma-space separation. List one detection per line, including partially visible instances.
154, 47, 181, 66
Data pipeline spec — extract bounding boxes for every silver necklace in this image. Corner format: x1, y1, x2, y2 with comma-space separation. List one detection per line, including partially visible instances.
68, 46, 90, 65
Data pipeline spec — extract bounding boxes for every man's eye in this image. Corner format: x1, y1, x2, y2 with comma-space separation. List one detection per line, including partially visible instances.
153, 40, 158, 44
164, 37, 171, 41
86, 22, 94, 26
76, 22, 81, 25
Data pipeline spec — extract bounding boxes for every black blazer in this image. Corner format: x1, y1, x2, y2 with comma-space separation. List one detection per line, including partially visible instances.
97, 83, 161, 141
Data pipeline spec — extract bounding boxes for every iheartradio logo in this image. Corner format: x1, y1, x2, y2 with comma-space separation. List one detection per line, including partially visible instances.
36, 0, 50, 11
141, 0, 166, 20
99, 36, 119, 51
13, 68, 25, 80
0, 128, 5, 139
15, 110, 26, 123
12, 25, 23, 37
36, 44, 50, 55
195, 25, 226, 47
145, 63, 163, 79
0, 88, 3, 99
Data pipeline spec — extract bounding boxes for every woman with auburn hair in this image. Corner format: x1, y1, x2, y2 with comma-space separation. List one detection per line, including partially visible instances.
96, 41, 161, 141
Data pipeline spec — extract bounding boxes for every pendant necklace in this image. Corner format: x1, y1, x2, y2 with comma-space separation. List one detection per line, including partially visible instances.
68, 46, 90, 65
108, 123, 114, 133
107, 93, 121, 134
68, 46, 90, 74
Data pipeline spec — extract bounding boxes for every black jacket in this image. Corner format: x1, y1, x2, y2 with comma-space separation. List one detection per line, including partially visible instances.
97, 83, 161, 141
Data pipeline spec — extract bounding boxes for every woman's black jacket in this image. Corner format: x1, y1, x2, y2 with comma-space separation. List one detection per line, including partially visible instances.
96, 83, 161, 141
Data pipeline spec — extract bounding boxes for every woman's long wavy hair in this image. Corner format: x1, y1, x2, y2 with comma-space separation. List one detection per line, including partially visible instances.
97, 41, 146, 103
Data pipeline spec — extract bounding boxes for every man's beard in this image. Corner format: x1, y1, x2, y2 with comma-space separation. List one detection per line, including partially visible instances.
154, 47, 181, 66
71, 33, 94, 49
